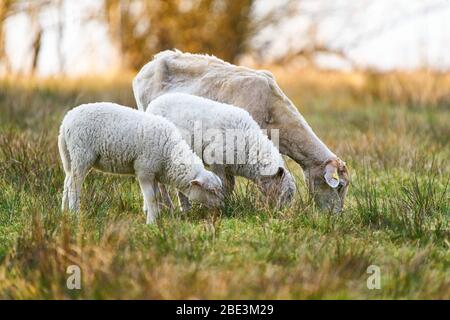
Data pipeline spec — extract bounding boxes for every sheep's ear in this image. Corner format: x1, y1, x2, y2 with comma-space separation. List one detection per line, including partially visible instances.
324, 162, 339, 188
190, 180, 203, 188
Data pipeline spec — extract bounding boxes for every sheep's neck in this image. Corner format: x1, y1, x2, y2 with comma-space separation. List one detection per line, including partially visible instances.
164, 152, 200, 193
275, 108, 336, 171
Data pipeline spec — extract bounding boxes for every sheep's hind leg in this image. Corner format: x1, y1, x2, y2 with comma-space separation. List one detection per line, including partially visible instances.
138, 176, 160, 224
62, 174, 70, 211
68, 168, 88, 212
59, 134, 72, 212
67, 153, 95, 213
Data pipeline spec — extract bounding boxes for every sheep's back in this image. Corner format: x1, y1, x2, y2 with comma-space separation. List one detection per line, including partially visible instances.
61, 103, 180, 158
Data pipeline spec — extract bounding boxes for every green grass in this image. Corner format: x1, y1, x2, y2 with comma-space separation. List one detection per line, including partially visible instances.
0, 75, 448, 299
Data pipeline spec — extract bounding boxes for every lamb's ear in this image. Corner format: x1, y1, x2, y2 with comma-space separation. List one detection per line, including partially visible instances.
190, 180, 203, 188
324, 162, 339, 188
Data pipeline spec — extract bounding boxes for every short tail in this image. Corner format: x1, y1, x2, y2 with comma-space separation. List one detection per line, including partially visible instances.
58, 129, 71, 174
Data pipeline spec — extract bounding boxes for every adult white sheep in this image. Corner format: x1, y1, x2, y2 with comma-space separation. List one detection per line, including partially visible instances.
147, 93, 296, 210
133, 50, 350, 213
58, 103, 224, 223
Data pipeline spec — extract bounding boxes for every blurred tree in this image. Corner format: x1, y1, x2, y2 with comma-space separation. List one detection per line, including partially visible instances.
28, 1, 43, 74
56, 0, 65, 73
103, 0, 294, 70
0, 0, 50, 74
0, 0, 16, 72
3, 0, 450, 75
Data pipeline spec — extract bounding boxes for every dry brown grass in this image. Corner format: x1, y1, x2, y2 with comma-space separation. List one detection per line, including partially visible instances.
271, 66, 450, 111
0, 68, 448, 299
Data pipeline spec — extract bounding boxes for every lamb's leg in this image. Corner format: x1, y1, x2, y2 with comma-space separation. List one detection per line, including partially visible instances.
67, 154, 94, 212
59, 133, 71, 212
177, 191, 192, 213
138, 176, 160, 224
223, 171, 235, 200
143, 198, 148, 216
211, 165, 235, 199
143, 184, 169, 217
62, 175, 70, 211
68, 168, 88, 212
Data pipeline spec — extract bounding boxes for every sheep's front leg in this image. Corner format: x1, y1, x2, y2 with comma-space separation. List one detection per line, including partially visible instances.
138, 176, 160, 224
222, 171, 235, 200
211, 165, 235, 199
143, 185, 166, 215
143, 198, 148, 216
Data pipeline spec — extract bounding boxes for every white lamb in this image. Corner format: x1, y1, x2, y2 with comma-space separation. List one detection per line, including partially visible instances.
146, 93, 296, 210
58, 103, 224, 224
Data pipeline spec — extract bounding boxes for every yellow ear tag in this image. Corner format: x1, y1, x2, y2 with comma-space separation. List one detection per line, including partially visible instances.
332, 172, 339, 181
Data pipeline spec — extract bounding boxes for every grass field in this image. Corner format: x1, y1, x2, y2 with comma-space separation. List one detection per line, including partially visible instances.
0, 69, 448, 299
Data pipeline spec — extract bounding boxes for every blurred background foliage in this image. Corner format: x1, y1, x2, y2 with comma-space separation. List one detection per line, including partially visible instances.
1, 0, 449, 75
102, 0, 292, 69
2, 0, 295, 72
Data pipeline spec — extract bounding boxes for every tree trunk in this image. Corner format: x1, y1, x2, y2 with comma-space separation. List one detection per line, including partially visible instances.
30, 26, 42, 74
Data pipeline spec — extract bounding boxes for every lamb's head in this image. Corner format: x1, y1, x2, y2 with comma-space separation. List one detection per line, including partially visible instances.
186, 170, 225, 208
305, 158, 349, 213
257, 167, 297, 208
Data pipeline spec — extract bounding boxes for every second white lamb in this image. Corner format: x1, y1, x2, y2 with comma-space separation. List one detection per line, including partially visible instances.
146, 93, 296, 210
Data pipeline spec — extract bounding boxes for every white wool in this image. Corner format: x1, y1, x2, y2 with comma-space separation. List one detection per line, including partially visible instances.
132, 49, 335, 167
58, 102, 223, 223
147, 93, 296, 206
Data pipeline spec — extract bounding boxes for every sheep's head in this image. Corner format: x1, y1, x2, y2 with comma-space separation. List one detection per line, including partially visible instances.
258, 167, 297, 208
187, 170, 225, 208
305, 158, 349, 213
